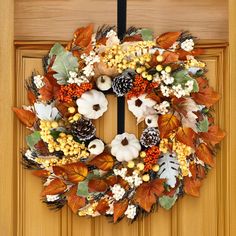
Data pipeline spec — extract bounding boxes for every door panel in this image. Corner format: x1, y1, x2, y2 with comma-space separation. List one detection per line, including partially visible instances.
14, 42, 228, 236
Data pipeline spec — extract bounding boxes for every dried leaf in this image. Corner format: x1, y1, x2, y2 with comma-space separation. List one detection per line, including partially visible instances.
123, 34, 143, 42
105, 175, 118, 186
158, 114, 180, 138
184, 177, 201, 197
177, 48, 204, 60
13, 107, 36, 128
67, 185, 86, 213
195, 143, 214, 166
32, 170, 50, 178
162, 51, 179, 64
176, 127, 197, 148
88, 179, 108, 192
113, 199, 129, 223
27, 90, 36, 105
41, 178, 67, 196
145, 93, 161, 103
89, 153, 114, 171
156, 32, 181, 49
63, 162, 88, 183
96, 199, 110, 215
53, 166, 66, 177
135, 179, 165, 212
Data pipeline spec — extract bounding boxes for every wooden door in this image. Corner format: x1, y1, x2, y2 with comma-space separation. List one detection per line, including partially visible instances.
1, 0, 236, 236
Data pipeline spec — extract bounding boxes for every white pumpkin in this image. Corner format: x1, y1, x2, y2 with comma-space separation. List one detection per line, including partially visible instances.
111, 133, 141, 162
88, 139, 105, 155
76, 89, 108, 119
145, 114, 158, 128
96, 75, 112, 91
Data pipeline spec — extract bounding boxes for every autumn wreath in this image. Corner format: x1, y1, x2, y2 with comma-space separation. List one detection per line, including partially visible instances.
14, 24, 225, 222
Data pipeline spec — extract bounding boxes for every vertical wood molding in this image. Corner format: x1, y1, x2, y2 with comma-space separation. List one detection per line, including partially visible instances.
228, 1, 236, 235
0, 0, 14, 236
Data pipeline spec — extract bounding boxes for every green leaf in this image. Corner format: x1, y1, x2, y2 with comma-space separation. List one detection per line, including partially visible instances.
52, 51, 78, 85
192, 79, 199, 92
50, 130, 61, 139
26, 131, 41, 149
49, 43, 65, 58
77, 180, 89, 197
159, 195, 177, 210
140, 29, 153, 41
196, 117, 209, 132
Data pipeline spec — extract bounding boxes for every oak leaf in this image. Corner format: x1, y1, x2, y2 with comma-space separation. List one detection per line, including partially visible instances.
134, 179, 165, 212
63, 162, 88, 183
13, 107, 36, 128
176, 127, 197, 148
89, 153, 114, 171
41, 178, 67, 196
195, 143, 214, 166
184, 177, 202, 197
156, 32, 181, 49
67, 185, 86, 213
88, 179, 108, 192
113, 199, 129, 223
158, 114, 180, 138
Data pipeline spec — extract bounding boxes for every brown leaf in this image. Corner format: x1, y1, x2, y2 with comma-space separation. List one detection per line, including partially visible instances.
88, 179, 108, 192
113, 199, 129, 223
13, 107, 36, 127
32, 170, 50, 178
67, 185, 86, 213
192, 77, 220, 107
53, 166, 66, 177
171, 97, 188, 117
158, 114, 180, 138
177, 48, 204, 60
96, 199, 110, 215
134, 179, 165, 212
89, 153, 114, 171
105, 175, 118, 186
162, 51, 179, 64
63, 162, 88, 183
200, 125, 225, 147
145, 93, 161, 103
184, 177, 202, 197
27, 90, 36, 105
156, 32, 181, 49
41, 178, 67, 196
195, 143, 214, 166
123, 34, 143, 42
34, 140, 49, 155
176, 127, 197, 148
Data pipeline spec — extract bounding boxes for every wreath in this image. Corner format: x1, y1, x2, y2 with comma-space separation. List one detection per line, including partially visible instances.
14, 24, 225, 223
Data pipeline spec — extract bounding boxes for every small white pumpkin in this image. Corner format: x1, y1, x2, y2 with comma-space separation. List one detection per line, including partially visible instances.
76, 89, 108, 119
145, 114, 158, 128
111, 133, 141, 162
88, 139, 105, 155
96, 75, 112, 91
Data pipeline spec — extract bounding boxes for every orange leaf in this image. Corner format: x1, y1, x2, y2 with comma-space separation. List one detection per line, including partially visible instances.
158, 114, 180, 138
113, 199, 129, 223
177, 48, 204, 60
53, 166, 66, 177
134, 179, 165, 212
27, 90, 36, 105
171, 97, 188, 116
88, 179, 108, 192
195, 143, 214, 166
105, 175, 118, 186
41, 178, 67, 197
123, 35, 143, 42
89, 153, 114, 171
184, 177, 202, 197
96, 199, 110, 215
67, 186, 86, 213
156, 32, 181, 49
63, 162, 88, 183
13, 107, 36, 128
176, 127, 197, 148
162, 51, 179, 64
32, 170, 50, 178
192, 77, 220, 107
200, 125, 225, 147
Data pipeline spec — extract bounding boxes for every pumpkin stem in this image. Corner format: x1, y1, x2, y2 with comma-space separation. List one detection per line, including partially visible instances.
121, 137, 129, 146
135, 99, 143, 107
93, 104, 101, 111
100, 76, 105, 83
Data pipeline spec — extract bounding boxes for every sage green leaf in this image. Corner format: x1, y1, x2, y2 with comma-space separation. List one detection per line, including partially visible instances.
140, 28, 153, 41
49, 43, 65, 58
77, 180, 89, 197
52, 51, 78, 85
197, 117, 209, 132
26, 131, 41, 149
159, 195, 177, 210
192, 79, 199, 92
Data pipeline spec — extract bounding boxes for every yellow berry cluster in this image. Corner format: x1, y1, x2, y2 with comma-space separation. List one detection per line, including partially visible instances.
78, 202, 98, 216
39, 120, 89, 158
159, 139, 169, 153
102, 41, 155, 75
68, 112, 81, 123
155, 55, 172, 73
185, 58, 205, 69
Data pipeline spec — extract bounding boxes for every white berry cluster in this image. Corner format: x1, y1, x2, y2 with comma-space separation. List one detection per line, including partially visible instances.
154, 101, 170, 114
114, 168, 127, 179
161, 71, 174, 85
160, 84, 171, 97
67, 71, 89, 85
46, 194, 60, 202
110, 184, 125, 201
81, 51, 100, 77
181, 39, 195, 52
124, 205, 137, 219
33, 75, 45, 89
172, 80, 194, 98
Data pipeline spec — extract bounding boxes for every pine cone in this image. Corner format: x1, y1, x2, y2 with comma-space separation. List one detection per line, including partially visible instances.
140, 127, 160, 147
112, 70, 135, 96
71, 118, 96, 141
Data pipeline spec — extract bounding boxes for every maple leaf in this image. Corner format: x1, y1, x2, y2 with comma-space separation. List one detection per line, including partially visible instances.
195, 143, 214, 166
96, 199, 110, 215
41, 178, 67, 196
32, 170, 50, 178
200, 125, 225, 147
134, 179, 165, 212
88, 179, 108, 192
156, 32, 181, 49
63, 162, 88, 183
89, 153, 114, 171
13, 107, 36, 128
73, 24, 93, 49
176, 127, 197, 148
158, 114, 180, 138
67, 185, 86, 214
184, 177, 202, 197
113, 199, 129, 223
191, 77, 220, 107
